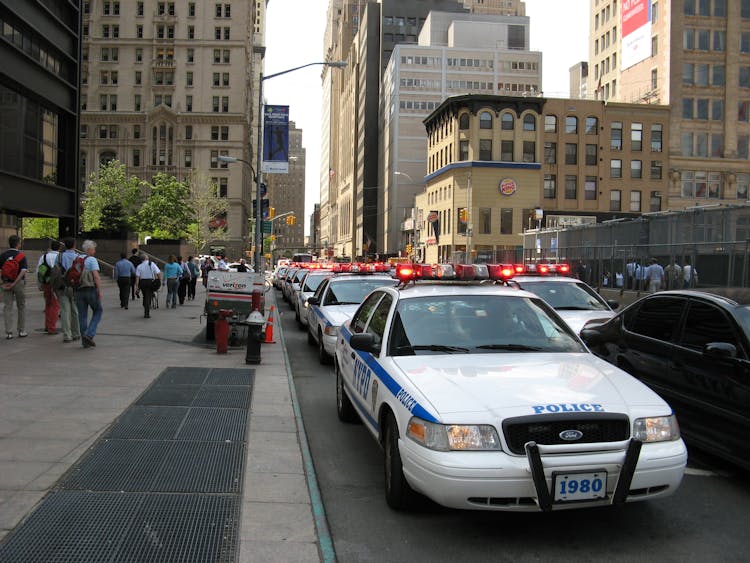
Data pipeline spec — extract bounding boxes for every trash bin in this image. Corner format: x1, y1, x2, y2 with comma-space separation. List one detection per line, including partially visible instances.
245, 310, 266, 364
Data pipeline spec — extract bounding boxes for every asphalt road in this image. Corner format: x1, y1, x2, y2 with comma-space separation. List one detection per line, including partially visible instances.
276, 290, 750, 563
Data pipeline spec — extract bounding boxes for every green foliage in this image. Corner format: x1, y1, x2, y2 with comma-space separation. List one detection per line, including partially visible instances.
81, 160, 143, 232
21, 218, 59, 239
183, 172, 230, 253
134, 173, 193, 238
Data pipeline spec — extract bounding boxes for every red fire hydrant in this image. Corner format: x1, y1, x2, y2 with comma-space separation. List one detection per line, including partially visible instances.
215, 309, 234, 354
251, 289, 263, 314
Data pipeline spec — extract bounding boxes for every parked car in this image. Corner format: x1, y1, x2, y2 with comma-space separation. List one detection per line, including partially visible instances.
580, 289, 750, 470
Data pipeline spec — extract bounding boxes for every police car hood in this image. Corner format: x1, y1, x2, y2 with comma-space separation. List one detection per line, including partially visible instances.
391, 353, 668, 418
324, 305, 359, 326
556, 310, 615, 334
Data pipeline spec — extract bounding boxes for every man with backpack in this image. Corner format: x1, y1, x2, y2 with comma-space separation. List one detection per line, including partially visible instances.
37, 240, 61, 335
56, 238, 81, 343
73, 240, 103, 348
0, 235, 29, 339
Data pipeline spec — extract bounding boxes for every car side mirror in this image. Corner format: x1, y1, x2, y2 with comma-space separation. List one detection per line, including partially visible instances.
703, 342, 737, 359
350, 333, 380, 354
580, 327, 603, 346
606, 299, 620, 310
307, 296, 319, 306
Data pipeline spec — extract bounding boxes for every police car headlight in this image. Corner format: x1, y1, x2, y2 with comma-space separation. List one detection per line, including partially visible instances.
406, 417, 501, 451
324, 325, 338, 336
633, 415, 680, 442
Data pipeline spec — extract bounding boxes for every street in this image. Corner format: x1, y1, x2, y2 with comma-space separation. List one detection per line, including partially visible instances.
275, 289, 750, 563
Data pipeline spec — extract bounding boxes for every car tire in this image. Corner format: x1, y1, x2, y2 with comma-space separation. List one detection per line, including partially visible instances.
335, 361, 358, 423
307, 326, 316, 346
383, 412, 416, 510
318, 330, 330, 365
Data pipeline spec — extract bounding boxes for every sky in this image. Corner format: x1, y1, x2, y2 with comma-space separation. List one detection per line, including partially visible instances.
263, 0, 589, 235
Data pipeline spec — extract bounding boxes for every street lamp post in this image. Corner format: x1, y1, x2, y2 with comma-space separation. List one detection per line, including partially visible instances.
254, 60, 346, 273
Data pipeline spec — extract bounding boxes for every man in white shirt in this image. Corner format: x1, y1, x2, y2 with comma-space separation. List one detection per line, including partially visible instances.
683, 258, 698, 288
135, 256, 162, 318
38, 241, 61, 334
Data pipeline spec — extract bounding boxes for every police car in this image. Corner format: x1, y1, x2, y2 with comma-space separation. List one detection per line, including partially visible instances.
334, 263, 687, 512
510, 263, 618, 334
306, 264, 398, 364
294, 268, 333, 328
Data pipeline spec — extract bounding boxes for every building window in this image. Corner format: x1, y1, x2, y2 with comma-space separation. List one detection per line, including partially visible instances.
459, 140, 469, 160
185, 125, 193, 140
738, 135, 749, 159
650, 160, 662, 179
137, 25, 143, 38
499, 112, 513, 130
631, 160, 642, 179
189, 2, 195, 17
210, 150, 219, 169
479, 139, 492, 161
459, 113, 470, 130
187, 49, 194, 63
186, 96, 193, 112
221, 97, 229, 112
523, 141, 535, 162
480, 111, 493, 129
652, 35, 658, 56
683, 98, 694, 119
501, 140, 514, 161
479, 208, 491, 234
544, 142, 557, 164
212, 97, 220, 112
585, 176, 597, 200
133, 149, 140, 167
585, 144, 597, 166
711, 133, 724, 157
137, 2, 144, 16
565, 175, 577, 199
565, 116, 577, 134
630, 191, 642, 212
133, 124, 141, 139
611, 122, 622, 149
186, 72, 193, 87
712, 100, 724, 121
543, 174, 556, 198
184, 150, 192, 168
500, 208, 513, 235
651, 69, 658, 89
631, 123, 643, 151
565, 143, 578, 165
544, 115, 557, 132
697, 98, 709, 119
651, 124, 663, 151
610, 190, 621, 211
188, 25, 195, 39
585, 116, 598, 134
611, 159, 622, 178
523, 115, 536, 131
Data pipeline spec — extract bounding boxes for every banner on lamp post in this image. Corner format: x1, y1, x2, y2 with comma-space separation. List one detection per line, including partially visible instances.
262, 105, 289, 174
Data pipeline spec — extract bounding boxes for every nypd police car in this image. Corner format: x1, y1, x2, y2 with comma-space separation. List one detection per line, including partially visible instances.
334, 263, 687, 512
306, 266, 398, 364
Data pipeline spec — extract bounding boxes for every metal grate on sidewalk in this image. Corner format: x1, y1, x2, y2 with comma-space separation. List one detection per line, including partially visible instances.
0, 367, 254, 562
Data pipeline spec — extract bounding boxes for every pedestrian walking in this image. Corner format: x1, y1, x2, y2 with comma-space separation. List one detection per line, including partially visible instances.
187, 256, 199, 300
38, 241, 61, 334
135, 255, 161, 318
177, 255, 190, 305
236, 258, 249, 272
217, 255, 229, 271
113, 252, 136, 309
163, 255, 181, 309
0, 234, 28, 339
664, 259, 683, 290
75, 239, 103, 348
645, 258, 665, 293
128, 248, 142, 301
201, 256, 214, 288
683, 258, 699, 288
626, 259, 637, 290
57, 237, 81, 343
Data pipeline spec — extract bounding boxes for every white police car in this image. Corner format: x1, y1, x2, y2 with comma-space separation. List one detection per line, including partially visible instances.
334, 263, 687, 512
510, 264, 617, 334
294, 268, 333, 328
306, 265, 398, 364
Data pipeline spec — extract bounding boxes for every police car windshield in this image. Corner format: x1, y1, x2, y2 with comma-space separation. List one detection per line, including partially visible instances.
303, 273, 330, 292
516, 279, 610, 311
389, 295, 585, 356
323, 278, 399, 306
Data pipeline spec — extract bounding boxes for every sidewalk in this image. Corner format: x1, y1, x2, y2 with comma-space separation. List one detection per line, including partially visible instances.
0, 278, 329, 562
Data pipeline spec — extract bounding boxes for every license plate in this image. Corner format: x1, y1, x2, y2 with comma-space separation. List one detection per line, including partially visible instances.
553, 470, 607, 502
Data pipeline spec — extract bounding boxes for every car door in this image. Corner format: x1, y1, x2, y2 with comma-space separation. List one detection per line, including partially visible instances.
338, 291, 385, 386
308, 278, 329, 338
671, 298, 750, 462
618, 295, 688, 386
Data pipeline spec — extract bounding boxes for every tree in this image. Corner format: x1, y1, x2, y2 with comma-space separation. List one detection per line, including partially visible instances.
81, 160, 143, 233
134, 173, 193, 238
21, 218, 59, 240
183, 172, 230, 253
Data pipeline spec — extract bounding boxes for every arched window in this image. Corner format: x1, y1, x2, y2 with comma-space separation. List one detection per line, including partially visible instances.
523, 114, 536, 131
459, 113, 470, 130
479, 111, 493, 129
501, 112, 514, 130
99, 151, 117, 166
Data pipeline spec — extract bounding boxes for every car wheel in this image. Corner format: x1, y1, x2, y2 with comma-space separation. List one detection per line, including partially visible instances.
307, 326, 316, 346
383, 412, 416, 510
318, 330, 330, 365
336, 361, 358, 423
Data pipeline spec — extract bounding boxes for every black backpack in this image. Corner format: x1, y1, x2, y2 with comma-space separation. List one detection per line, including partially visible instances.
49, 253, 66, 290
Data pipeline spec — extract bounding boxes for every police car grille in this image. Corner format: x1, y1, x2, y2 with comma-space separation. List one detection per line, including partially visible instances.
502, 413, 630, 455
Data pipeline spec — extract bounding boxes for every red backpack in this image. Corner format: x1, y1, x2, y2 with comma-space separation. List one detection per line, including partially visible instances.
1, 252, 25, 282
65, 255, 87, 288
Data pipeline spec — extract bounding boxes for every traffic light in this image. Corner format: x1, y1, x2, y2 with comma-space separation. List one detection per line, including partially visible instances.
459, 208, 468, 222
406, 244, 412, 254
254, 199, 270, 219
285, 215, 297, 226
269, 207, 275, 219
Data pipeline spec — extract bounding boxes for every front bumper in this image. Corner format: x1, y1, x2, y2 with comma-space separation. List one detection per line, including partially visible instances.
400, 437, 687, 511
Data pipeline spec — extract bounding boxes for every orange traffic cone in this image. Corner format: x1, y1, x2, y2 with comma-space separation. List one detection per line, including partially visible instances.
264, 305, 276, 343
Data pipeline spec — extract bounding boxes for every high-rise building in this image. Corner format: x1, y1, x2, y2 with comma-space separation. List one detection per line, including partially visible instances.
265, 121, 305, 254
381, 10, 541, 254
0, 2, 81, 239
80, 0, 265, 257
587, 0, 749, 209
